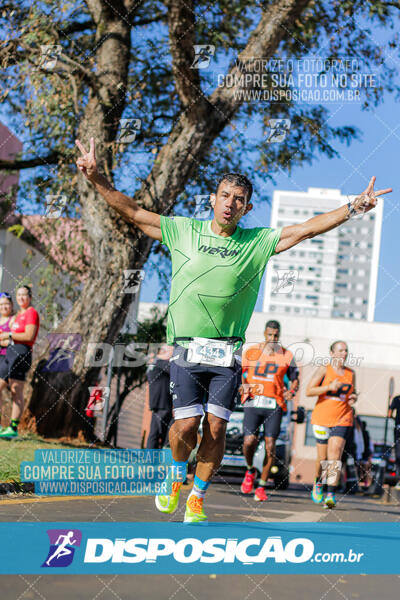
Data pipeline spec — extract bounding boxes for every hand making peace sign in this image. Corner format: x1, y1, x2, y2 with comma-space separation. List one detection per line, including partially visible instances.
351, 176, 392, 217
75, 137, 98, 181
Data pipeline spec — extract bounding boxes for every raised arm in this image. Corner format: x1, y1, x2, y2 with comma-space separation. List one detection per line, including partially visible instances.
275, 177, 392, 254
75, 138, 162, 242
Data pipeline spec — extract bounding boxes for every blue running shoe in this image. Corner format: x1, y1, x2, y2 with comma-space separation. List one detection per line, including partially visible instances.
311, 482, 324, 504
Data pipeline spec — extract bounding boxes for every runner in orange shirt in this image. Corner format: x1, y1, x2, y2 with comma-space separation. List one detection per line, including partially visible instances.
307, 340, 358, 508
240, 320, 299, 501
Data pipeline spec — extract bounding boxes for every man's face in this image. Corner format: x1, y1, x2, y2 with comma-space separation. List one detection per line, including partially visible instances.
264, 327, 280, 344
210, 181, 252, 227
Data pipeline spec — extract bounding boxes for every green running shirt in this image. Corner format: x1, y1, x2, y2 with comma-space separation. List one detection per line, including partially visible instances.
160, 217, 282, 346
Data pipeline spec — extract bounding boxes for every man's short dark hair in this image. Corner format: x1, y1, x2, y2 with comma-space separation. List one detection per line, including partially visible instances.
216, 173, 253, 202
265, 320, 280, 331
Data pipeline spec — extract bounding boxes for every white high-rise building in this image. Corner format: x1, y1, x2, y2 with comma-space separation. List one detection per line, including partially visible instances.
263, 187, 383, 321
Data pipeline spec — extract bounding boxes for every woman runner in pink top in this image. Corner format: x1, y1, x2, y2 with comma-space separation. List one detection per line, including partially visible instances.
0, 286, 40, 438
0, 292, 15, 430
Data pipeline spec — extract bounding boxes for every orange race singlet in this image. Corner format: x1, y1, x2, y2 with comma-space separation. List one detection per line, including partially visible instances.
311, 363, 354, 427
241, 343, 297, 412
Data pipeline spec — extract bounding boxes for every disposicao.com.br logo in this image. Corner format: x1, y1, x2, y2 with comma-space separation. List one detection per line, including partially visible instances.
42, 529, 82, 567
82, 536, 363, 565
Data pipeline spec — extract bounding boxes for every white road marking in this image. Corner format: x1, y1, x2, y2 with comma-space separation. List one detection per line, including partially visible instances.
244, 511, 322, 522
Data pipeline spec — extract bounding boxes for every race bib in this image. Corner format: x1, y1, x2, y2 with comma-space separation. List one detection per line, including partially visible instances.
312, 424, 329, 440
247, 396, 277, 409
186, 337, 234, 367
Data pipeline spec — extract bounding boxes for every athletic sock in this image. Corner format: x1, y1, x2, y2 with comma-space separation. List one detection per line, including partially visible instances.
10, 419, 19, 432
170, 459, 187, 481
327, 485, 336, 494
189, 475, 210, 500
246, 465, 256, 473
258, 479, 267, 488
164, 459, 187, 494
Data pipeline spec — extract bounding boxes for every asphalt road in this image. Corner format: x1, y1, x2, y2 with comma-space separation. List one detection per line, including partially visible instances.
0, 477, 399, 523
0, 479, 399, 599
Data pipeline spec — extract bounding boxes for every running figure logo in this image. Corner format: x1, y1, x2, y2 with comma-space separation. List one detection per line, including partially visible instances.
272, 269, 299, 294
42, 529, 82, 568
266, 119, 291, 143
191, 45, 215, 69
122, 269, 145, 294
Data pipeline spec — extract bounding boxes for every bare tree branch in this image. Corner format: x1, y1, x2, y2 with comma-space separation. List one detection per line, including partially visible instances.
166, 0, 202, 110
59, 20, 95, 35
0, 40, 97, 91
0, 152, 62, 171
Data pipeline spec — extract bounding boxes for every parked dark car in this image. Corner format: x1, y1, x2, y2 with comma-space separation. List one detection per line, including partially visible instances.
218, 399, 305, 490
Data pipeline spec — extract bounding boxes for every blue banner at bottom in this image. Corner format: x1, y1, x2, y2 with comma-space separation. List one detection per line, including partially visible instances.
0, 522, 399, 574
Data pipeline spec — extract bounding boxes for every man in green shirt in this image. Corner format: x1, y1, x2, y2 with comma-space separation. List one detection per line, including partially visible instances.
76, 137, 392, 523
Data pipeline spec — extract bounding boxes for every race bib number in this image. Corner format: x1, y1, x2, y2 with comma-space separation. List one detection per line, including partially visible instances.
247, 396, 277, 409
186, 337, 234, 367
313, 424, 329, 441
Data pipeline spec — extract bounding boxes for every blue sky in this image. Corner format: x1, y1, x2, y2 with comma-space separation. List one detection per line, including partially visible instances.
141, 94, 400, 323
